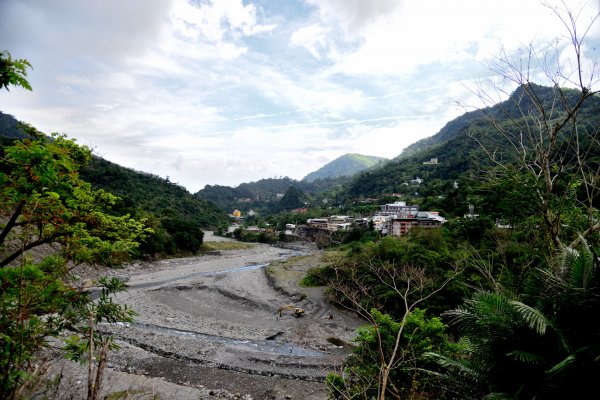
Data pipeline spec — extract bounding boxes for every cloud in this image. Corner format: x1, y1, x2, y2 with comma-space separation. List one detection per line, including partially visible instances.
290, 24, 330, 58
2, 0, 600, 193
0, 0, 171, 73
306, 0, 402, 38
170, 0, 276, 43
315, 0, 570, 77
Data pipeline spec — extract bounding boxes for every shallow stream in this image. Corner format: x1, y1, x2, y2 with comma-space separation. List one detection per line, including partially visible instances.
128, 322, 325, 357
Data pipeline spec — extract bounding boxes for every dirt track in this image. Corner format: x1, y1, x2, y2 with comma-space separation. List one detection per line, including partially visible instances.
50, 232, 363, 399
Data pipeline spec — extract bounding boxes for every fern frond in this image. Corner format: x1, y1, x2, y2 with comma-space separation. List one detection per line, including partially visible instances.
424, 352, 486, 382
567, 244, 594, 290
506, 350, 545, 364
546, 354, 575, 376
484, 393, 513, 400
509, 300, 550, 335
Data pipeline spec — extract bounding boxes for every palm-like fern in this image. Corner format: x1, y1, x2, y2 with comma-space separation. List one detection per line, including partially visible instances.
430, 242, 600, 399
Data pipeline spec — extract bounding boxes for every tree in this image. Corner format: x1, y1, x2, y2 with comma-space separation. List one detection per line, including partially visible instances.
429, 241, 600, 399
0, 63, 148, 397
1, 127, 148, 268
0, 130, 148, 399
329, 308, 458, 400
162, 216, 204, 254
277, 186, 306, 212
324, 249, 462, 400
469, 3, 600, 250
0, 50, 32, 91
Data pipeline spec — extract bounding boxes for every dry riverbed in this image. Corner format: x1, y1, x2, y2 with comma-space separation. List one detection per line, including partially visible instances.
45, 232, 363, 399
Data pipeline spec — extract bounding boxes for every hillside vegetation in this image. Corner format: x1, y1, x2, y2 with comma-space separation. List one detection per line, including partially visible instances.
4, 10, 600, 398
0, 112, 230, 257
303, 153, 387, 182
196, 175, 351, 215
341, 84, 600, 210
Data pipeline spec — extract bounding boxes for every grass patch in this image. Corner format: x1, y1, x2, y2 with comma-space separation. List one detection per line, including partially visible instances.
106, 389, 160, 400
300, 266, 331, 287
265, 264, 276, 276
200, 241, 255, 251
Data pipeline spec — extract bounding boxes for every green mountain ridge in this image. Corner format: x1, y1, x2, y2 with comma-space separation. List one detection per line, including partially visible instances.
340, 84, 600, 212
6, 84, 597, 225
195, 175, 351, 214
303, 153, 388, 182
1, 112, 230, 256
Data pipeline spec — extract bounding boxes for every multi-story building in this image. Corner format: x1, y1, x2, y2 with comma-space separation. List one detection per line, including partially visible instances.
379, 201, 420, 217
306, 215, 354, 232
389, 211, 446, 235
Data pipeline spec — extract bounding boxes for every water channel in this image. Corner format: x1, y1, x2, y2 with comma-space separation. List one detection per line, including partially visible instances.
111, 248, 328, 359
126, 322, 324, 357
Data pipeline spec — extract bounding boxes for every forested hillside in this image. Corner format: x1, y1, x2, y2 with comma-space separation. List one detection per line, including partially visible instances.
197, 84, 600, 220
80, 157, 228, 228
0, 112, 230, 257
0, 111, 27, 139
342, 84, 600, 206
303, 153, 387, 182
196, 175, 351, 214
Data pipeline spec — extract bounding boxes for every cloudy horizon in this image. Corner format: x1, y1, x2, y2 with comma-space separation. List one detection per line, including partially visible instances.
1, 0, 599, 192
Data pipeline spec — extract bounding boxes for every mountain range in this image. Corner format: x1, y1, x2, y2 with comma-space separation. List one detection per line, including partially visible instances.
4, 83, 598, 220
345, 83, 600, 199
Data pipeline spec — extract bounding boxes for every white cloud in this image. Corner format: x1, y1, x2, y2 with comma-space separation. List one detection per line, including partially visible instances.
322, 0, 575, 77
1, 0, 599, 192
290, 24, 330, 58
306, 0, 402, 39
171, 0, 275, 42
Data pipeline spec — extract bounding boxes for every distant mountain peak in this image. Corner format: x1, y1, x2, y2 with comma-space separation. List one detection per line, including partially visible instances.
302, 153, 388, 182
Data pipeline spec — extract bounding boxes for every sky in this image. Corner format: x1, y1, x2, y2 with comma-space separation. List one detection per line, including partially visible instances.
1, 0, 600, 193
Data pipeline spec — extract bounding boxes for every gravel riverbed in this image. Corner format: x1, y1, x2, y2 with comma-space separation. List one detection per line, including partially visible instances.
46, 232, 363, 399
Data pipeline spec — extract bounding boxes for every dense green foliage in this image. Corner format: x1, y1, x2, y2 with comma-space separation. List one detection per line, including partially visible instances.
0, 50, 32, 92
303, 153, 387, 182
0, 129, 149, 267
0, 130, 146, 398
276, 186, 306, 212
76, 153, 228, 256
0, 257, 83, 397
196, 175, 352, 216
318, 74, 600, 398
230, 227, 279, 244
429, 243, 600, 399
329, 309, 458, 399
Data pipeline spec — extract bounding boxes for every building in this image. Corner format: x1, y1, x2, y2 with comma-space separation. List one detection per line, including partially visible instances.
306, 218, 329, 229
379, 201, 419, 217
410, 177, 423, 185
306, 215, 354, 232
423, 157, 438, 165
389, 211, 446, 236
285, 223, 296, 235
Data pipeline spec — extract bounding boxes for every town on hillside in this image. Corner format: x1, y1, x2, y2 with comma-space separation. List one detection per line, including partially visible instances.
227, 200, 447, 243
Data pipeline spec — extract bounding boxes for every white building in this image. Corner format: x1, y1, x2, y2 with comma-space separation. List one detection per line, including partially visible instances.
379, 202, 419, 217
